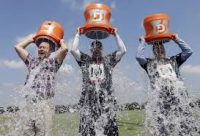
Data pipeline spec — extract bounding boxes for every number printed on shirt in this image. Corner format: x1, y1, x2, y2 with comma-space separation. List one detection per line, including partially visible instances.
88, 64, 105, 81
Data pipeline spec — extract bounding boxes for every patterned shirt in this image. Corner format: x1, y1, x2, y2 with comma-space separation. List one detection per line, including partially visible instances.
77, 51, 120, 106
24, 54, 61, 99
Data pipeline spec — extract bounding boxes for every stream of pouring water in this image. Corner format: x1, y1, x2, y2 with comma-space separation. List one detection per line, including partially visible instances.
5, 63, 55, 136
145, 61, 199, 136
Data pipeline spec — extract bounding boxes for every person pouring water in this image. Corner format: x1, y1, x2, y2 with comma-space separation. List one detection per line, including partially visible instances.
13, 21, 68, 136
71, 26, 126, 136
136, 13, 199, 135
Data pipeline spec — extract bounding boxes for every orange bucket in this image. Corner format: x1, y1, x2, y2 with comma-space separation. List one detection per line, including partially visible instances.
80, 3, 114, 39
34, 21, 64, 46
143, 13, 175, 43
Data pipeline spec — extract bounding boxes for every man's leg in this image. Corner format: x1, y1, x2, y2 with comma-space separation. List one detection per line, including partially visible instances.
103, 94, 119, 136
34, 99, 54, 136
12, 102, 36, 136
104, 118, 118, 136
79, 108, 96, 136
44, 99, 54, 136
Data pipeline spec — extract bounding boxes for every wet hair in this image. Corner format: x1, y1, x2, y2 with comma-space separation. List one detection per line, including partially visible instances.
90, 40, 102, 50
35, 38, 56, 52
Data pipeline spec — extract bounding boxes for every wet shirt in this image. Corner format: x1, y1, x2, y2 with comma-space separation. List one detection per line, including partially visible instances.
142, 57, 199, 136
24, 54, 61, 99
76, 51, 120, 101
141, 53, 185, 82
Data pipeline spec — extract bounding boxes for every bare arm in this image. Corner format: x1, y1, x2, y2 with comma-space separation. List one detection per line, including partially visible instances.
136, 36, 148, 66
71, 31, 81, 61
15, 34, 35, 62
56, 39, 68, 64
113, 28, 127, 61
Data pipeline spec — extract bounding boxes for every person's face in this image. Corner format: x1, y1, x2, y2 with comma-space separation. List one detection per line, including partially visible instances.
37, 42, 51, 58
153, 44, 166, 60
91, 45, 102, 57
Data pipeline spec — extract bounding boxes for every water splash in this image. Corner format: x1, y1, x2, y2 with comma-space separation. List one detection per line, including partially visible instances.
145, 61, 199, 136
6, 59, 56, 136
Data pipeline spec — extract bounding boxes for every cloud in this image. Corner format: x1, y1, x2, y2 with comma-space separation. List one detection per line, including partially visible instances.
110, 1, 116, 10
0, 59, 75, 72
181, 64, 200, 75
82, 0, 98, 9
16, 33, 35, 43
61, 0, 117, 11
61, 0, 97, 10
15, 34, 37, 55
0, 59, 25, 70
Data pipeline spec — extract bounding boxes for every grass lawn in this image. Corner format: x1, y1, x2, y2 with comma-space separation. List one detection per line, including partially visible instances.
117, 110, 145, 136
0, 110, 145, 136
53, 110, 145, 136
1, 110, 200, 136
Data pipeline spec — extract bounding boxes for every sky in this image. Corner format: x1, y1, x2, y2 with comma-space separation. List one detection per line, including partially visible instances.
0, 0, 200, 106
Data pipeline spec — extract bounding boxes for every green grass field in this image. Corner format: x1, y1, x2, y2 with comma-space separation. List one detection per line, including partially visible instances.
0, 110, 145, 136
1, 110, 200, 136
53, 110, 145, 136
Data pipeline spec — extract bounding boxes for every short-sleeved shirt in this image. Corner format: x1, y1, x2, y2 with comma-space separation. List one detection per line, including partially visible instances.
76, 51, 120, 106
24, 54, 61, 99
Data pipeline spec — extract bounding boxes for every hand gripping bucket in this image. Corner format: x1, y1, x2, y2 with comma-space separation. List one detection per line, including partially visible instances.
80, 3, 114, 39
34, 21, 64, 47
143, 13, 175, 43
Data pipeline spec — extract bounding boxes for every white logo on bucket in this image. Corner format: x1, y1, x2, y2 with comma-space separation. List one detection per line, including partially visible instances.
151, 20, 167, 34
155, 24, 166, 33
89, 9, 106, 23
44, 25, 54, 34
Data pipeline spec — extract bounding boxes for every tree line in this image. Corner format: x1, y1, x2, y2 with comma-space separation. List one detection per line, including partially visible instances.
1, 100, 199, 114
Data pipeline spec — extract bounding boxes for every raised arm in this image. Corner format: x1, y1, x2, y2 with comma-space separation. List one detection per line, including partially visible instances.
71, 29, 82, 61
15, 34, 35, 62
136, 36, 148, 66
113, 28, 127, 61
56, 39, 68, 64
173, 34, 193, 62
